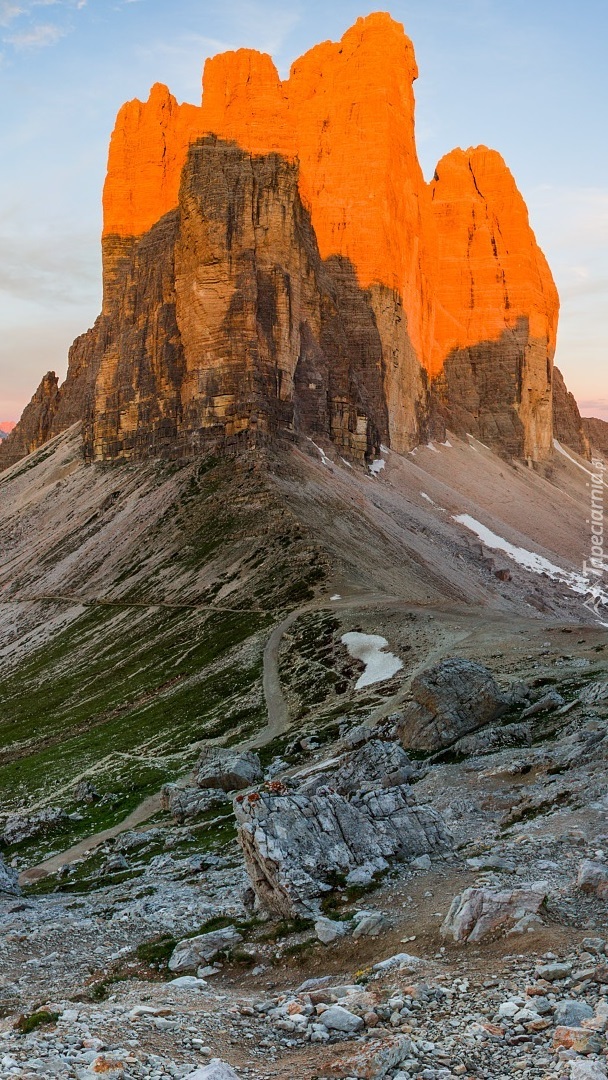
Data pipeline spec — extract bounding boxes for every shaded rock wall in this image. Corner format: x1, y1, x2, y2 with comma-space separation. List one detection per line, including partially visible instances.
87, 139, 390, 461
552, 366, 589, 457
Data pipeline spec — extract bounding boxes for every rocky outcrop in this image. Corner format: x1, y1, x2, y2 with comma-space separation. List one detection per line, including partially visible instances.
399, 658, 509, 752
583, 417, 608, 460
234, 785, 452, 916
552, 366, 589, 456
428, 148, 558, 461
0, 373, 60, 470
3, 13, 563, 471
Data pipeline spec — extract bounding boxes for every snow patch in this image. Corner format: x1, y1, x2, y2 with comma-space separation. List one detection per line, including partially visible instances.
369, 458, 386, 475
330, 594, 342, 601
441, 440, 452, 448
420, 492, 435, 505
380, 444, 390, 455
453, 513, 608, 619
307, 438, 331, 467
426, 442, 440, 453
341, 632, 403, 689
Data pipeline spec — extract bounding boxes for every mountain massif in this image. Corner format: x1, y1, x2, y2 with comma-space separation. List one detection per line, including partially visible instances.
3, 11, 590, 473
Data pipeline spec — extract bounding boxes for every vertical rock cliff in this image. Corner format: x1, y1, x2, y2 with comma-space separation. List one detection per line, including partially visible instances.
1, 12, 566, 472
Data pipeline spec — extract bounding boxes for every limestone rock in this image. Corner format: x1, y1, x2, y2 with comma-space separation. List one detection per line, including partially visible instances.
440, 884, 547, 943
194, 748, 262, 793
399, 657, 509, 752
552, 366, 589, 456
570, 1062, 608, 1080
577, 860, 608, 898
0, 855, 21, 896
168, 927, 243, 972
188, 1062, 241, 1080
554, 1000, 594, 1027
234, 785, 451, 916
298, 739, 415, 795
318, 1004, 364, 1033
315, 917, 348, 945
160, 783, 228, 822
3, 807, 68, 847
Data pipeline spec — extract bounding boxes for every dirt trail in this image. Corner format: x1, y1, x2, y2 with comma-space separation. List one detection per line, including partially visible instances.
17, 592, 483, 883
19, 792, 163, 885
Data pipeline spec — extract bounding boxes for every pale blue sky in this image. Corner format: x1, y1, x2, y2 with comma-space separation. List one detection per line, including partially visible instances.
1, 0, 606, 420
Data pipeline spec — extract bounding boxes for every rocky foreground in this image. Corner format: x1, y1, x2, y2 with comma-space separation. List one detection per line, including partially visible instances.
1, 649, 607, 1080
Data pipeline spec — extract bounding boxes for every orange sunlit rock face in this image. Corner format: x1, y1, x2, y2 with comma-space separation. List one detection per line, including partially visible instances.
102, 13, 557, 392
103, 82, 204, 238
426, 146, 558, 377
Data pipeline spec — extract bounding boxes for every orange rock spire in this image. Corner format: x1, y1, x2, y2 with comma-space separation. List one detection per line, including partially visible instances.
426, 146, 558, 377
102, 13, 558, 391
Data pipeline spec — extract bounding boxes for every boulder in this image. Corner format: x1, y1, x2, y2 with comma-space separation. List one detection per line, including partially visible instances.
74, 780, 100, 804
441, 884, 547, 943
327, 1034, 414, 1079
570, 1062, 608, 1080
160, 784, 228, 823
168, 927, 243, 972
315, 917, 348, 945
332, 740, 416, 794
234, 785, 452, 916
195, 748, 262, 793
554, 1000, 594, 1027
398, 658, 508, 751
318, 1004, 364, 1033
0, 855, 21, 896
577, 860, 608, 898
521, 690, 565, 718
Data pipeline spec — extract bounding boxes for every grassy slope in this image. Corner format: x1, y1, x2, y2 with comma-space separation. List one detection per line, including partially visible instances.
0, 443, 327, 856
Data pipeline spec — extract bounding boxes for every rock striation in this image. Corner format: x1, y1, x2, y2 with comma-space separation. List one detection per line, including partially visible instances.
1, 12, 564, 471
234, 784, 452, 917
552, 366, 589, 457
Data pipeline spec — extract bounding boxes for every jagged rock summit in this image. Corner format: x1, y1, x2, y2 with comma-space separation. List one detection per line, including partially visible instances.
2, 12, 566, 471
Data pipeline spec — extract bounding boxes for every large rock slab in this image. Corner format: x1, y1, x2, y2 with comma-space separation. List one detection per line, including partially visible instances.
297, 739, 415, 796
441, 884, 547, 943
194, 748, 262, 793
234, 785, 452, 916
399, 657, 509, 751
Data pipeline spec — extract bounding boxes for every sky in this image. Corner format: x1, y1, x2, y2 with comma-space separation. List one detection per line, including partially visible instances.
0, 0, 606, 422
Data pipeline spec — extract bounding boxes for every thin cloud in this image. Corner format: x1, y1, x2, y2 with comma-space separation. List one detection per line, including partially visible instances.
6, 21, 64, 46
0, 3, 23, 25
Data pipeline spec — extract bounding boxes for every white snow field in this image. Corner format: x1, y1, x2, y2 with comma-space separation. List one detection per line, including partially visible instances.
341, 632, 403, 689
